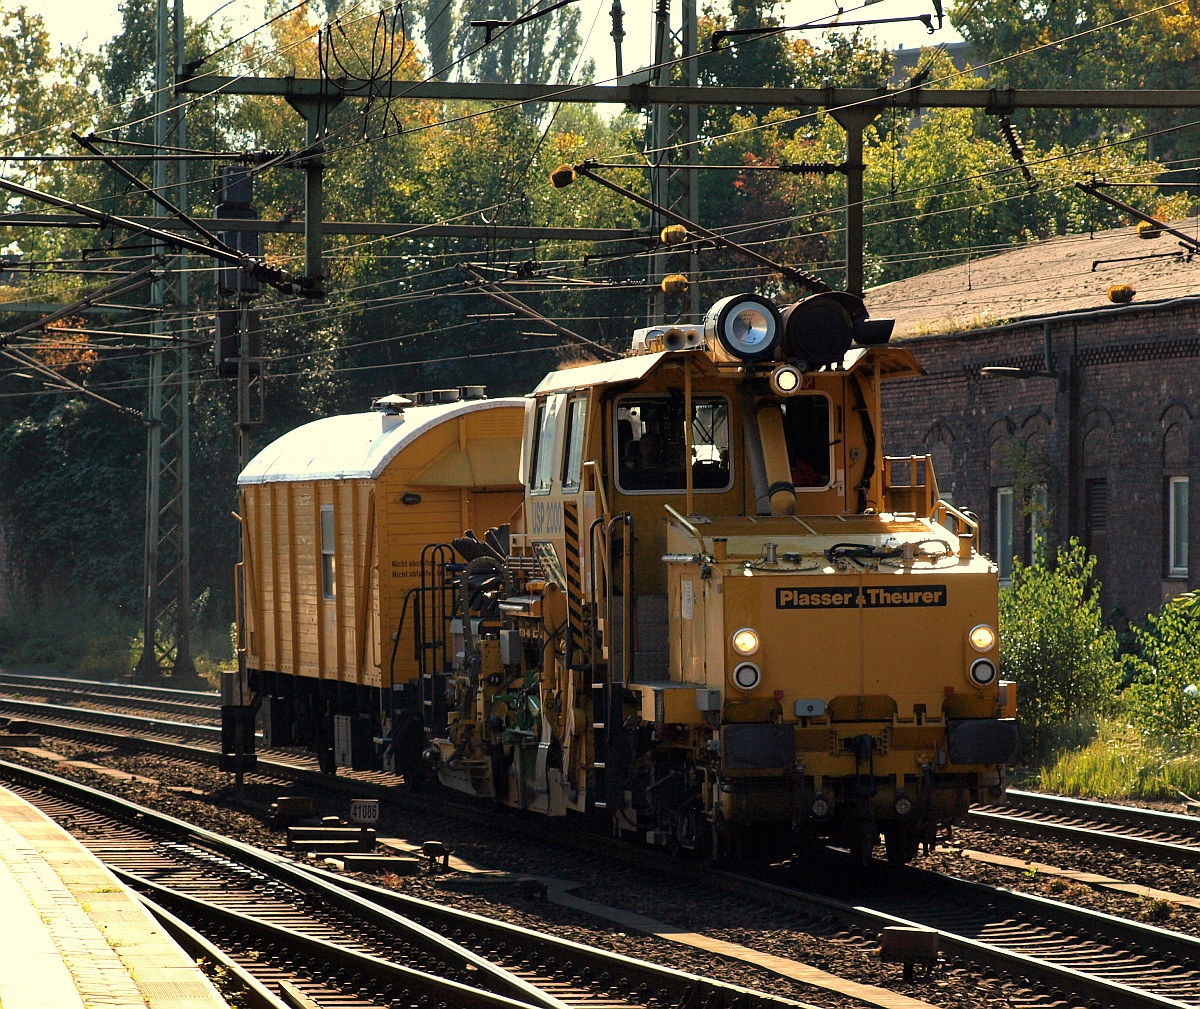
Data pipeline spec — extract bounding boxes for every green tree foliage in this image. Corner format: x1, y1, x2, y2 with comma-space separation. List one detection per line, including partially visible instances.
999, 540, 1125, 754
452, 0, 588, 88
950, 0, 1200, 161
1125, 601, 1200, 744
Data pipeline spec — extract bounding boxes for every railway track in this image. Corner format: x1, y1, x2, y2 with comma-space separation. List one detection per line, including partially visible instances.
0, 671, 219, 724
968, 790, 1200, 865
0, 758, 806, 1009
7, 697, 1200, 1007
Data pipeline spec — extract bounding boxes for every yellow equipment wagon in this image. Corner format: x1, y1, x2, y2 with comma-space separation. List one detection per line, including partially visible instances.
235, 390, 524, 771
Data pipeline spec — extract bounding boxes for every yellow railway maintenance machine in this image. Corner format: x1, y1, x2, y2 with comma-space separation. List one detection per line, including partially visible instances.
421, 293, 1018, 865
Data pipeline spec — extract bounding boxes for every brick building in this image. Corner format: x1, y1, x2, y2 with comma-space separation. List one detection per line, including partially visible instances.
869, 221, 1200, 621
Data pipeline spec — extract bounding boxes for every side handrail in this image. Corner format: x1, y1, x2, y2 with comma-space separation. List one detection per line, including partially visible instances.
882, 454, 941, 517
664, 503, 707, 555
233, 561, 244, 653
588, 517, 608, 677
606, 513, 633, 686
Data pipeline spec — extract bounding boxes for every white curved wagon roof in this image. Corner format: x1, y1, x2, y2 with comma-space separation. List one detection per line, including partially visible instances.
237, 398, 526, 485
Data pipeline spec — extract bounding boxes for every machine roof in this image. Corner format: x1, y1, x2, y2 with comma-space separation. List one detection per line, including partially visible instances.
532, 350, 721, 394
533, 344, 921, 393
237, 398, 525, 485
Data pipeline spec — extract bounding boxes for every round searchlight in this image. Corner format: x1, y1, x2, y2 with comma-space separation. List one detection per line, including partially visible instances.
704, 294, 782, 363
969, 657, 998, 687
732, 661, 762, 691
731, 627, 760, 656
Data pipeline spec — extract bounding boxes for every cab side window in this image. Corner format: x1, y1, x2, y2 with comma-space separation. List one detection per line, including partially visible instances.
529, 394, 563, 493
781, 394, 832, 489
561, 396, 587, 491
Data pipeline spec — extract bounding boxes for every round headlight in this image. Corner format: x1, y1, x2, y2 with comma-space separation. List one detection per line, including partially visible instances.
732, 661, 762, 691
811, 795, 831, 819
770, 364, 802, 396
704, 294, 782, 362
894, 794, 913, 817
731, 627, 760, 656
969, 623, 997, 652
969, 657, 998, 687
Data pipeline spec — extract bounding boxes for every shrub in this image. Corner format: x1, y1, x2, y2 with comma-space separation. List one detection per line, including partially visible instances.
1000, 539, 1124, 757
0, 596, 135, 677
1125, 600, 1200, 744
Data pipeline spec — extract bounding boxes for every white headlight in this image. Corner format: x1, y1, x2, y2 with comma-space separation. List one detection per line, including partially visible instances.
732, 662, 762, 691
969, 657, 998, 687
969, 624, 997, 652
731, 627, 760, 656
770, 364, 802, 395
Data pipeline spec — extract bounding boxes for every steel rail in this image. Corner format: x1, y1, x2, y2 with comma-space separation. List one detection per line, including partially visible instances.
296, 861, 823, 1008
116, 869, 541, 1009
966, 789, 1200, 862
1007, 788, 1200, 833
968, 808, 1200, 863
132, 891, 308, 1009
0, 682, 218, 721
0, 697, 228, 739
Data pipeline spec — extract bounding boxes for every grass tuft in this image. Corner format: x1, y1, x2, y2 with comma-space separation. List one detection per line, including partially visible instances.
1037, 722, 1200, 801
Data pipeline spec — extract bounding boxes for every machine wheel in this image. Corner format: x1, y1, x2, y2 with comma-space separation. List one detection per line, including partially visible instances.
850, 818, 878, 868
317, 745, 337, 775
883, 827, 920, 865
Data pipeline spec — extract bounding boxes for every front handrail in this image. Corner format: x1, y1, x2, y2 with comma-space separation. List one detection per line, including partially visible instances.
882, 454, 941, 517
934, 498, 980, 556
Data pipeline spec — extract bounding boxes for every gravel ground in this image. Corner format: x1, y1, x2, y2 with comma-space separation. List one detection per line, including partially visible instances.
0, 737, 1086, 1009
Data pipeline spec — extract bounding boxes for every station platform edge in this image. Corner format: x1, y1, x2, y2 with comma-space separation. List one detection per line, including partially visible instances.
0, 782, 229, 1009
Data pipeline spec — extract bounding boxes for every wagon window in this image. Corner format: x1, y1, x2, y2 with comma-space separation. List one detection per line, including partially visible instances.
615, 395, 731, 493
561, 396, 587, 491
321, 504, 336, 599
530, 394, 563, 493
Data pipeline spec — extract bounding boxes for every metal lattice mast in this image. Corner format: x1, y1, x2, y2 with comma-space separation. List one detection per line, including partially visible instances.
647, 0, 699, 326
136, 0, 194, 683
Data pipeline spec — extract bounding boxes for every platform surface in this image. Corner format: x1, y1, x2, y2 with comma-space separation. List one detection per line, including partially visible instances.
0, 783, 229, 1009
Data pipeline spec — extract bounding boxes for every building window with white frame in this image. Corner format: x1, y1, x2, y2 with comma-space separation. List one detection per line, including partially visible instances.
1028, 483, 1049, 564
995, 486, 1014, 583
321, 504, 336, 599
1169, 476, 1189, 577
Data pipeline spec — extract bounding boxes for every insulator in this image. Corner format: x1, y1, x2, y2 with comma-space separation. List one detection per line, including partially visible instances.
550, 164, 576, 188
661, 273, 689, 294
1108, 284, 1135, 304
996, 115, 1037, 191
660, 224, 689, 245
